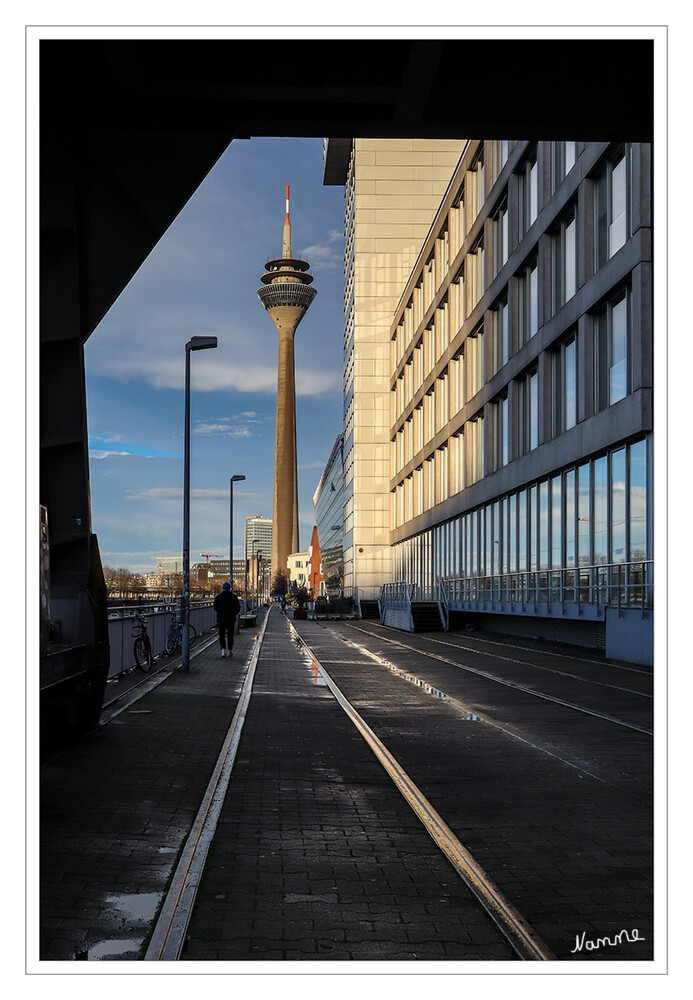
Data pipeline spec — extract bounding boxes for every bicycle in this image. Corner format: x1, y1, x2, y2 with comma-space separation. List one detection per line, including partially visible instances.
164, 618, 197, 656
132, 614, 154, 672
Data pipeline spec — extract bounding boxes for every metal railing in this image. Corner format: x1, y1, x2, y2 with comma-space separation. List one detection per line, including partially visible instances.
440, 560, 653, 618
106, 601, 216, 679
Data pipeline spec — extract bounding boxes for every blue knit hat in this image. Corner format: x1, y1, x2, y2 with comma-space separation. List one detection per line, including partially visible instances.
222, 581, 230, 590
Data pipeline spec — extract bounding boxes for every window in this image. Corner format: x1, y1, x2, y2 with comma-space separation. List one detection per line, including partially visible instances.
595, 146, 629, 267
492, 197, 509, 276
518, 149, 539, 232
489, 139, 510, 183
490, 296, 510, 373
424, 255, 436, 309
450, 270, 465, 335
466, 326, 485, 398
553, 335, 577, 434
467, 412, 484, 484
551, 141, 577, 191
518, 259, 538, 345
518, 369, 539, 453
450, 432, 465, 494
552, 206, 577, 310
467, 234, 485, 312
467, 153, 485, 222
595, 288, 629, 409
450, 193, 465, 255
495, 394, 509, 468
450, 352, 465, 416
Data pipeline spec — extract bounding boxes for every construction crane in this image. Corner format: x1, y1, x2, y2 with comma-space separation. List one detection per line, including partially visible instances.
200, 553, 220, 564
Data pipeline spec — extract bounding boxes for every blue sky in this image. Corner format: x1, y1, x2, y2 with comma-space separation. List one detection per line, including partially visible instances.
84, 137, 345, 573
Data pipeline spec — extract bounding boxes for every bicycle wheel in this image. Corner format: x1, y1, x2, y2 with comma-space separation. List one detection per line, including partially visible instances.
134, 637, 152, 672
165, 625, 179, 655
188, 623, 198, 645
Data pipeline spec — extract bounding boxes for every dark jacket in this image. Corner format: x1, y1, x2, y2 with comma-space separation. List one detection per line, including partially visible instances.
213, 589, 241, 624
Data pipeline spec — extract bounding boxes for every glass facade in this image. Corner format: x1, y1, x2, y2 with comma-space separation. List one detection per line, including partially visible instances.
376, 138, 651, 654
313, 436, 346, 597
393, 436, 651, 607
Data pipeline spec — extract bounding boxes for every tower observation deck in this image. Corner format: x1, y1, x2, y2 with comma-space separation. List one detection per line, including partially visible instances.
257, 186, 316, 583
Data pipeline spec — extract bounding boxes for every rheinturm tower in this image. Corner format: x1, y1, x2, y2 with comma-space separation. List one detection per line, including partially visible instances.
257, 186, 317, 583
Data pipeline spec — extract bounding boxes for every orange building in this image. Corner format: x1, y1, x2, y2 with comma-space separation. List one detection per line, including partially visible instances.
307, 525, 324, 597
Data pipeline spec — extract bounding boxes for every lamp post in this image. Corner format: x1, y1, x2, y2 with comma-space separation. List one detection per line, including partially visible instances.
256, 551, 263, 611
250, 540, 261, 613
182, 335, 218, 672
229, 475, 246, 588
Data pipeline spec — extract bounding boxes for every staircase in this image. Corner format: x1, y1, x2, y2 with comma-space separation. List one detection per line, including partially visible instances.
411, 602, 444, 632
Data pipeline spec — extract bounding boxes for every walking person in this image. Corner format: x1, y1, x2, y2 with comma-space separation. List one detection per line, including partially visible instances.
213, 581, 241, 657
280, 594, 287, 615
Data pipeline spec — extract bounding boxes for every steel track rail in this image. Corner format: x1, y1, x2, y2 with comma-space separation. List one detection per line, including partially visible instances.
341, 622, 653, 736
288, 620, 556, 962
144, 611, 269, 961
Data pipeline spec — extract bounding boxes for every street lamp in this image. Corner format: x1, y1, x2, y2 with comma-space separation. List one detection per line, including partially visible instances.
229, 475, 246, 588
250, 539, 262, 613
182, 335, 218, 672
256, 551, 263, 611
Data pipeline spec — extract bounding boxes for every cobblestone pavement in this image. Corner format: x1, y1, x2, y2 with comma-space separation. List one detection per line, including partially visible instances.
183, 608, 515, 961
38, 607, 654, 965
39, 621, 262, 962
290, 618, 654, 962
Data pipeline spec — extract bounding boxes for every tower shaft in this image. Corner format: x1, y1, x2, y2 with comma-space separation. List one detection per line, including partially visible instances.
272, 322, 300, 577
257, 187, 316, 584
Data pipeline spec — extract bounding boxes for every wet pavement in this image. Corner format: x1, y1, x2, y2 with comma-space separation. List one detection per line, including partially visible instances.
38, 606, 654, 965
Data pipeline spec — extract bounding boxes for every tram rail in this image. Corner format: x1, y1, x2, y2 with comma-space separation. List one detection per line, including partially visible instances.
142, 610, 558, 962
335, 620, 653, 736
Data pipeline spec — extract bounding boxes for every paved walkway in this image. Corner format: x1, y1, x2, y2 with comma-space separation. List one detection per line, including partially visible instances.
39, 620, 261, 962
183, 608, 514, 961
39, 606, 653, 965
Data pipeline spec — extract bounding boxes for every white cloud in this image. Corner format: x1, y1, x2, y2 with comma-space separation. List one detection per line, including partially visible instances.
90, 450, 132, 459
124, 487, 259, 501
193, 412, 271, 438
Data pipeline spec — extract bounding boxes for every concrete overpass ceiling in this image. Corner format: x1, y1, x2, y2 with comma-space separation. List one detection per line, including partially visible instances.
40, 37, 653, 342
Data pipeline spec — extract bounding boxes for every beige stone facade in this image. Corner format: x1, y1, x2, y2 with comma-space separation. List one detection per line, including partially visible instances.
327, 138, 466, 599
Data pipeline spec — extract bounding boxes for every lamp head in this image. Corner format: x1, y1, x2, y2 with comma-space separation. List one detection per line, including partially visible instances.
186, 335, 218, 352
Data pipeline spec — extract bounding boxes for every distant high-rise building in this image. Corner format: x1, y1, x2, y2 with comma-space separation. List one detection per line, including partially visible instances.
244, 515, 272, 566
156, 556, 183, 574
257, 185, 317, 581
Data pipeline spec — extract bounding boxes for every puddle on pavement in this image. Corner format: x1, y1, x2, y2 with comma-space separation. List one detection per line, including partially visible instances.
302, 652, 327, 686
104, 891, 162, 923
85, 938, 142, 960
84, 891, 163, 961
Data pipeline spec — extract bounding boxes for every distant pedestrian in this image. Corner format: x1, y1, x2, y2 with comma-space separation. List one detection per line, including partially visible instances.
213, 582, 241, 657
280, 594, 287, 615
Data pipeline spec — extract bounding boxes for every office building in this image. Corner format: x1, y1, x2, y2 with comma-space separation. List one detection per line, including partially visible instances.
313, 434, 346, 597
156, 556, 183, 574
323, 138, 467, 602
244, 516, 273, 564
379, 139, 652, 663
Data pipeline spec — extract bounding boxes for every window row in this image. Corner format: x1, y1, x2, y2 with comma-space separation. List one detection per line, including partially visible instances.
391, 141, 633, 375
391, 416, 485, 529
392, 438, 650, 596
392, 284, 634, 480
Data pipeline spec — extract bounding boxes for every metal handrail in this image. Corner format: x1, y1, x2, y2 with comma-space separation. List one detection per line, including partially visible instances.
439, 560, 653, 616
